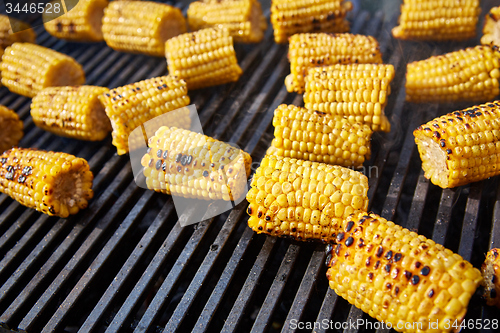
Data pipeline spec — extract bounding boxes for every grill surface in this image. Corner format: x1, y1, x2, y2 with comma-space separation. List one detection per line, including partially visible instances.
1, 1, 500, 332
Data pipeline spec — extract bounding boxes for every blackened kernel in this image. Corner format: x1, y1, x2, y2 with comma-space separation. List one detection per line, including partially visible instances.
265, 216, 270, 221
228, 167, 233, 174
176, 166, 182, 173
48, 206, 56, 214
415, 261, 422, 269
325, 253, 332, 266
440, 139, 446, 147
291, 227, 297, 232
201, 162, 206, 167
465, 123, 471, 130
385, 251, 393, 260
163, 150, 168, 159
446, 149, 452, 154
6, 165, 13, 172
181, 155, 188, 166
395, 287, 400, 295
428, 289, 435, 298
358, 239, 365, 248
210, 163, 215, 168
156, 149, 163, 158
336, 232, 345, 241
367, 272, 374, 280
220, 165, 224, 170
247, 207, 253, 214
345, 237, 354, 247
366, 257, 371, 266
432, 123, 440, 128
358, 217, 367, 224
374, 261, 381, 269
335, 244, 342, 255
411, 275, 420, 285
433, 131, 441, 139
386, 283, 392, 289
18, 175, 26, 183
420, 266, 431, 276
404, 271, 412, 280
384, 264, 391, 273
376, 246, 383, 257
187, 155, 193, 165
203, 170, 209, 177
258, 226, 263, 231
175, 153, 182, 163
394, 253, 402, 262
345, 221, 354, 232
325, 244, 333, 254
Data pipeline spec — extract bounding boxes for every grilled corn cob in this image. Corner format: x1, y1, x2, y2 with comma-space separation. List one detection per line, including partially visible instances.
187, 0, 267, 43
481, 248, 500, 308
43, 0, 108, 42
102, 1, 186, 57
392, 0, 480, 41
414, 101, 500, 188
0, 43, 85, 98
267, 104, 372, 167
0, 106, 23, 153
285, 33, 383, 94
406, 46, 500, 104
481, 6, 500, 47
246, 154, 369, 242
141, 126, 252, 201
98, 75, 190, 155
304, 63, 394, 132
0, 148, 93, 217
31, 86, 111, 141
270, 0, 353, 44
0, 14, 36, 49
326, 212, 483, 333
165, 28, 242, 90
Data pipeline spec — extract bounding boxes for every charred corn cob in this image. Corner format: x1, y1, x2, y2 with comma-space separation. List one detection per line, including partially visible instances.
141, 126, 252, 201
270, 0, 352, 44
326, 212, 483, 333
187, 0, 267, 43
414, 101, 500, 188
392, 0, 480, 41
0, 106, 23, 153
165, 28, 242, 90
246, 154, 369, 242
285, 33, 383, 94
31, 86, 111, 141
102, 1, 186, 57
481, 6, 500, 47
481, 248, 500, 308
0, 14, 36, 49
406, 46, 500, 104
304, 63, 394, 132
98, 75, 190, 155
0, 148, 93, 217
43, 0, 108, 42
0, 43, 85, 98
267, 104, 372, 167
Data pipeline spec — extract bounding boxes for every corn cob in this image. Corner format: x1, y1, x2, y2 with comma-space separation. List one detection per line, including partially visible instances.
0, 106, 23, 153
481, 6, 500, 47
326, 212, 483, 333
304, 63, 394, 132
270, 0, 353, 44
0, 14, 36, 49
285, 33, 383, 94
102, 1, 186, 57
392, 0, 480, 41
43, 0, 108, 42
98, 75, 190, 155
406, 46, 500, 104
267, 104, 372, 167
0, 147, 94, 217
31, 86, 111, 141
481, 248, 500, 308
141, 126, 252, 201
246, 154, 369, 242
0, 43, 85, 98
187, 0, 267, 43
165, 28, 242, 90
414, 101, 500, 188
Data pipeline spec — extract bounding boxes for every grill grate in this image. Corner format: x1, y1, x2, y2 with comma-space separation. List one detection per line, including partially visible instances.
1, 1, 500, 332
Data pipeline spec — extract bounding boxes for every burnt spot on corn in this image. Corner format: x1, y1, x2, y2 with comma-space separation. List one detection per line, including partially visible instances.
186, 155, 193, 165
162, 162, 167, 171
411, 275, 420, 285
163, 150, 168, 159
345, 221, 354, 232
440, 139, 446, 147
428, 289, 435, 298
366, 257, 371, 266
176, 166, 182, 173
325, 253, 332, 266
48, 206, 56, 214
394, 253, 402, 262
376, 246, 383, 257
336, 232, 345, 242
358, 239, 365, 248
18, 175, 26, 184
155, 160, 162, 170
446, 149, 452, 154
420, 266, 430, 276
156, 149, 163, 158
181, 155, 188, 166
433, 131, 441, 139
56, 22, 63, 32
394, 286, 400, 295
345, 237, 354, 247
335, 244, 342, 255
175, 153, 182, 163
385, 251, 393, 260
374, 260, 381, 270
203, 170, 209, 177
147, 147, 152, 154
386, 283, 392, 290
258, 226, 263, 231
384, 264, 391, 273
415, 261, 422, 269
404, 270, 412, 280
367, 272, 374, 280
22, 166, 32, 175
5, 171, 14, 180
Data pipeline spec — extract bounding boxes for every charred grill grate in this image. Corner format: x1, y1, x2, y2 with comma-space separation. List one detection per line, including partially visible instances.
0, 1, 500, 332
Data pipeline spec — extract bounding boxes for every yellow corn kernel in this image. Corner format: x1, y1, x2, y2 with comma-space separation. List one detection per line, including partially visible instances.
481, 248, 500, 308
481, 6, 500, 48
0, 14, 36, 49
0, 105, 23, 152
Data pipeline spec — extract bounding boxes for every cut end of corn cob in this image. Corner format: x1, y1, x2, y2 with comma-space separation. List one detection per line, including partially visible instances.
0, 148, 94, 217
481, 6, 500, 48
141, 126, 252, 201
414, 101, 500, 188
0, 106, 23, 153
99, 75, 190, 155
165, 28, 242, 90
0, 14, 36, 49
481, 248, 500, 308
326, 212, 483, 332
246, 154, 369, 243
268, 104, 372, 167
31, 86, 111, 141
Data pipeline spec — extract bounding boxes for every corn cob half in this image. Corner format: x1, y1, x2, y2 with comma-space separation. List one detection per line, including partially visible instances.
188, 0, 267, 43
0, 14, 36, 49
267, 104, 372, 167
165, 28, 242, 90
285, 33, 383, 94
102, 1, 186, 57
43, 0, 108, 42
481, 6, 500, 48
141, 126, 252, 201
406, 45, 500, 104
270, 0, 353, 44
98, 75, 190, 155
0, 106, 23, 153
392, 0, 480, 41
0, 148, 93, 217
414, 101, 500, 188
31, 86, 111, 141
0, 43, 85, 98
246, 154, 369, 243
326, 212, 483, 333
481, 248, 500, 308
304, 63, 394, 132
